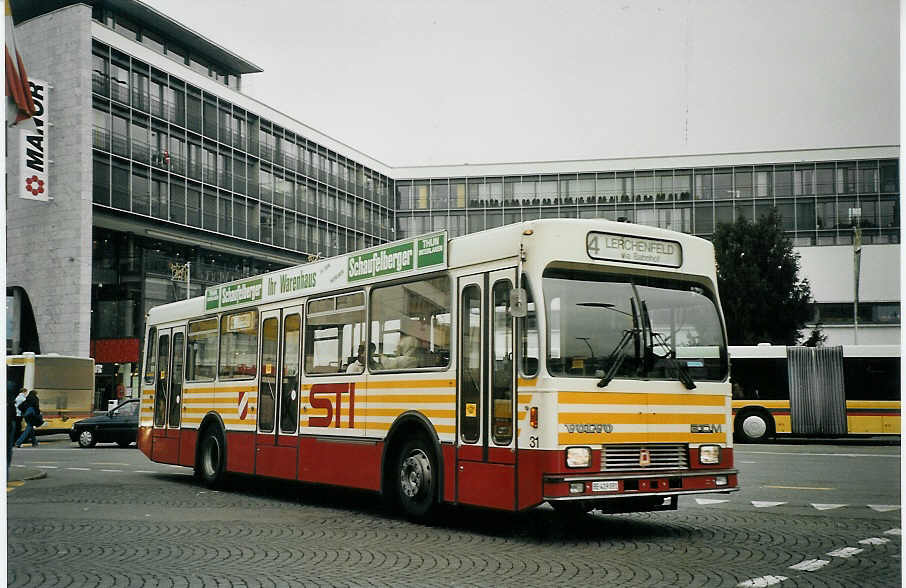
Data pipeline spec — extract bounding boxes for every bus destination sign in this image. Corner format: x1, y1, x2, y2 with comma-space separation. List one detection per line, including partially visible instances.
205, 232, 447, 311
586, 231, 682, 268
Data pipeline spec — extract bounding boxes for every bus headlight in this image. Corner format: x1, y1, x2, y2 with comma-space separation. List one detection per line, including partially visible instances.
699, 444, 721, 464
566, 446, 591, 468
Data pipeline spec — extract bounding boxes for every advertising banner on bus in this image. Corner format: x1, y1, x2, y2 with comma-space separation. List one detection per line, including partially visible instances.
204, 231, 447, 312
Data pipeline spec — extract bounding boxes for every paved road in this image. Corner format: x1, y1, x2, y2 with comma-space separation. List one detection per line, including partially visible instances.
7, 436, 901, 587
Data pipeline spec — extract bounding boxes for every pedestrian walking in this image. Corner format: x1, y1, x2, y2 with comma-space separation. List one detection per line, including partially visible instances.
7, 381, 20, 473
14, 390, 42, 448
13, 387, 26, 440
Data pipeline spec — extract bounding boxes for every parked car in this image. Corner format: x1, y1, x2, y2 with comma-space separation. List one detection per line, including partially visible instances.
69, 399, 139, 448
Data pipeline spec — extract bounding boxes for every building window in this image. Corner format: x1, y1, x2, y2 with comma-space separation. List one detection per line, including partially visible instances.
132, 168, 150, 215
187, 186, 201, 227
92, 53, 108, 96
114, 14, 138, 41
151, 177, 167, 219
93, 156, 110, 205
111, 162, 129, 210
814, 302, 900, 325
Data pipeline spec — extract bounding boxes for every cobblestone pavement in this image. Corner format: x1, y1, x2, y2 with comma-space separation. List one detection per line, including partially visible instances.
6, 469, 901, 587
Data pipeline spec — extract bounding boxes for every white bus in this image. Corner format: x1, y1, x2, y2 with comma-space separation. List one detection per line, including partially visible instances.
139, 219, 737, 518
6, 353, 96, 433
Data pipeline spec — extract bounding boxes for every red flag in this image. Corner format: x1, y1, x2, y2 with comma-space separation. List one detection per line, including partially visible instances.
5, 0, 36, 126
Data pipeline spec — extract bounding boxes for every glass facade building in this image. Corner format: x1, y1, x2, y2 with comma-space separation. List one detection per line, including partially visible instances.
394, 160, 899, 246
90, 37, 394, 260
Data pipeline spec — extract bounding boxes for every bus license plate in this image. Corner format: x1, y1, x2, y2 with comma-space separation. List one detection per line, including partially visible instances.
592, 481, 619, 492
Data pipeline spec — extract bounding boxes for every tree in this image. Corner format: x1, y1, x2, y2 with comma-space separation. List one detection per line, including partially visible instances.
803, 324, 828, 347
712, 212, 814, 345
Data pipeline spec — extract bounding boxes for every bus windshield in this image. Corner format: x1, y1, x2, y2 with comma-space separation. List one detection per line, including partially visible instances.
544, 268, 727, 382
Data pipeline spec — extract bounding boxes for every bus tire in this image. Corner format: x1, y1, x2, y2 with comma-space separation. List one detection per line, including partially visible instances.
735, 409, 774, 443
196, 425, 226, 488
394, 436, 438, 520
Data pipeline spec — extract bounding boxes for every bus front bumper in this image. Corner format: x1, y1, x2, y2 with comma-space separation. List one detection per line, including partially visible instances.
544, 468, 739, 503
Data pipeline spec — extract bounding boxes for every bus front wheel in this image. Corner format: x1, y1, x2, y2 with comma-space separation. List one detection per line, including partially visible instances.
395, 437, 437, 519
196, 426, 226, 488
735, 409, 774, 443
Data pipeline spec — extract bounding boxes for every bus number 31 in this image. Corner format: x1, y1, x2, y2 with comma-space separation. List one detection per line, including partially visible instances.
308, 383, 356, 428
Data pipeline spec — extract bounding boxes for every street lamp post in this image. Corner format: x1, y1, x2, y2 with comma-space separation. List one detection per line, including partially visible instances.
853, 214, 862, 344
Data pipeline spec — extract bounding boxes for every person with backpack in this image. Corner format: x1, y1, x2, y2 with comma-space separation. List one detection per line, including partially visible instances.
14, 390, 42, 448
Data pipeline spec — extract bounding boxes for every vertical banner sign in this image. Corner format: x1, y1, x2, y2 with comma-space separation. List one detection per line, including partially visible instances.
20, 79, 49, 201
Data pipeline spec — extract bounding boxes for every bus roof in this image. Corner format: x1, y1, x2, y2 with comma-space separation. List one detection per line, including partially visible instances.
729, 344, 901, 359
148, 219, 717, 325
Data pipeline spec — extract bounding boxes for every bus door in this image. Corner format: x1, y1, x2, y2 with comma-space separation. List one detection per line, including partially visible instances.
456, 269, 518, 510
151, 327, 179, 462
168, 327, 188, 463
255, 308, 302, 480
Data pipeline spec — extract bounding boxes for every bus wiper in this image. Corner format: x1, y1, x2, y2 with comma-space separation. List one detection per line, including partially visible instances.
640, 301, 696, 390
597, 299, 640, 388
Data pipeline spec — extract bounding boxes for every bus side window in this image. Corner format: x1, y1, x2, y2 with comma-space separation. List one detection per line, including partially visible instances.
186, 318, 218, 382
519, 275, 538, 377
371, 275, 451, 371
305, 293, 365, 375
219, 310, 258, 380
143, 327, 157, 384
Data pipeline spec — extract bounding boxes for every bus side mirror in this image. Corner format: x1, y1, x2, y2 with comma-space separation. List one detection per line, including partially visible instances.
510, 288, 527, 318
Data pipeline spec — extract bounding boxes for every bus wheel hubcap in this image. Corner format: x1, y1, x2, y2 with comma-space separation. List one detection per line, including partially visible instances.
742, 415, 767, 438
400, 449, 430, 499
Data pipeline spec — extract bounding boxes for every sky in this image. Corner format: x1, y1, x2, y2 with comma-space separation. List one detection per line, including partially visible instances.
141, 0, 899, 168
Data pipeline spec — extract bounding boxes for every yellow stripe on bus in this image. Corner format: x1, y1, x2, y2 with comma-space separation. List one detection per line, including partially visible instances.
364, 394, 455, 404
731, 400, 789, 409
365, 379, 456, 389
358, 408, 455, 419
560, 391, 727, 406
559, 413, 726, 425
299, 378, 455, 391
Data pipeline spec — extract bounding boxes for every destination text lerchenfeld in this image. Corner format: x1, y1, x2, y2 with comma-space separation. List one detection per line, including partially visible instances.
604, 235, 677, 256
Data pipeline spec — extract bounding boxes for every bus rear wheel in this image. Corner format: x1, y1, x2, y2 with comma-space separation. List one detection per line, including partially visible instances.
395, 438, 437, 519
735, 409, 774, 443
196, 426, 226, 488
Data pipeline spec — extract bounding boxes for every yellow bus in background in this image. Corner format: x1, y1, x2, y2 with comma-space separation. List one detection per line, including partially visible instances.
6, 353, 96, 433
730, 344, 900, 442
